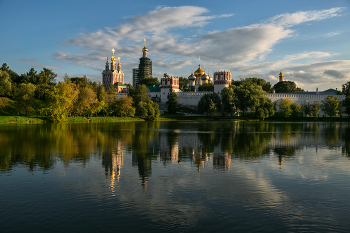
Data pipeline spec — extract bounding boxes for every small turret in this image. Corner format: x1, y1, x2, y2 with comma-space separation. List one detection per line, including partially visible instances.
279, 68, 284, 82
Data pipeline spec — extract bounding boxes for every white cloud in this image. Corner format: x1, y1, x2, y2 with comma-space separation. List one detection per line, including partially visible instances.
52, 6, 347, 89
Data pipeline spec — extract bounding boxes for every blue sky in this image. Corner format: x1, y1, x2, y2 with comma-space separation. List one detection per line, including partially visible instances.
1, 0, 349, 91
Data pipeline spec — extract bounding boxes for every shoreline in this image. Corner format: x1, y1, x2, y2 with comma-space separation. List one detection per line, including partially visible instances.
1, 115, 350, 124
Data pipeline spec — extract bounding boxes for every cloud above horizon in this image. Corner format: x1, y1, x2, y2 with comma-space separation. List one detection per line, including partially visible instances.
52, 5, 349, 89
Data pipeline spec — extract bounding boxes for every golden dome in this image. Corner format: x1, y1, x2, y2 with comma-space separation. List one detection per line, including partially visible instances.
194, 65, 205, 77
279, 69, 284, 77
142, 47, 148, 52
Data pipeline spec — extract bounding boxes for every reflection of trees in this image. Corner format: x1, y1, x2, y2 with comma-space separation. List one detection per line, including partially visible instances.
221, 122, 273, 158
130, 121, 160, 186
342, 125, 350, 157
323, 123, 340, 146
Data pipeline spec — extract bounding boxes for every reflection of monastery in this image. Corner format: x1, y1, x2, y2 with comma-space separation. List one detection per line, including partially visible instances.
102, 43, 345, 112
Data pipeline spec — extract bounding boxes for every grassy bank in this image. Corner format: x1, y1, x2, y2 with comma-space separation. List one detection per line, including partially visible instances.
1, 114, 350, 124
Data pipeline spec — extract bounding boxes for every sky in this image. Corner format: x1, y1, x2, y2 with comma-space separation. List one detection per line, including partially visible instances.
1, 0, 350, 91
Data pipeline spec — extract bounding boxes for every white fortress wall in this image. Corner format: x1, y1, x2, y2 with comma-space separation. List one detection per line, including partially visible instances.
176, 92, 212, 107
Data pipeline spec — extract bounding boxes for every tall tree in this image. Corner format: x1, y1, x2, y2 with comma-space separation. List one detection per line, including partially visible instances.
14, 83, 36, 116
0, 63, 19, 83
255, 96, 274, 120
273, 81, 304, 93
0, 70, 12, 97
178, 77, 190, 91
221, 86, 236, 116
198, 93, 222, 116
198, 83, 214, 92
166, 88, 178, 113
310, 101, 320, 117
342, 96, 350, 116
290, 103, 302, 116
234, 82, 265, 116
321, 96, 340, 117
139, 77, 160, 86
342, 81, 350, 96
278, 98, 292, 118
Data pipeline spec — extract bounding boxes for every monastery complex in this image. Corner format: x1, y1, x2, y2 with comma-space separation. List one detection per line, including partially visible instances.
102, 41, 345, 113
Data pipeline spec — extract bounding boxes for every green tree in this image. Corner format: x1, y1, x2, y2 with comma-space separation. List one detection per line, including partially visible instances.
273, 81, 304, 93
0, 70, 12, 97
198, 93, 222, 116
278, 98, 292, 118
342, 96, 350, 116
198, 83, 214, 92
310, 101, 320, 117
76, 86, 98, 116
255, 96, 274, 120
37, 68, 57, 85
221, 86, 236, 116
0, 63, 19, 83
14, 83, 36, 116
112, 95, 135, 117
234, 82, 265, 116
342, 81, 350, 96
290, 103, 302, 116
178, 77, 190, 91
166, 88, 178, 113
139, 77, 160, 86
302, 102, 312, 117
321, 96, 340, 117
243, 77, 272, 93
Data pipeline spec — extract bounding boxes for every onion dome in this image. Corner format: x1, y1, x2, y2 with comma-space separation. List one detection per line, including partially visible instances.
279, 69, 284, 78
194, 57, 205, 77
201, 73, 210, 81
188, 73, 196, 81
142, 38, 148, 52
105, 57, 109, 66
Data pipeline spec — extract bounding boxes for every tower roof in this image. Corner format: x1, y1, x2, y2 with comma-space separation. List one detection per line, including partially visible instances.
279, 68, 284, 77
142, 38, 148, 52
194, 57, 205, 77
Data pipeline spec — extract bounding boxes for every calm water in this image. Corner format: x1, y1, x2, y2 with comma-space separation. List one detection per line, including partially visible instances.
1, 121, 350, 232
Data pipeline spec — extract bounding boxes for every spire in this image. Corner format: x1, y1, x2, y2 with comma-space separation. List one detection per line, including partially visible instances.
198, 56, 201, 66
191, 67, 193, 74
117, 57, 121, 71
111, 48, 116, 70
279, 68, 284, 82
142, 38, 148, 57
105, 57, 109, 66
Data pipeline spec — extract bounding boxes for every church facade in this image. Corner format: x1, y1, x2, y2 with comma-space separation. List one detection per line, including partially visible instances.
102, 49, 124, 90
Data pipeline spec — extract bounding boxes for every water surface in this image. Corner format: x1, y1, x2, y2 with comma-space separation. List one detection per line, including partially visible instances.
1, 121, 350, 232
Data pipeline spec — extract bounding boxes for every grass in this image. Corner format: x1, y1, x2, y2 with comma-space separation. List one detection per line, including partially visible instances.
0, 116, 45, 124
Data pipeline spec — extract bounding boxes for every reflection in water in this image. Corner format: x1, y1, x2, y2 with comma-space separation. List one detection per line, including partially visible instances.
1, 122, 350, 232
0, 122, 348, 175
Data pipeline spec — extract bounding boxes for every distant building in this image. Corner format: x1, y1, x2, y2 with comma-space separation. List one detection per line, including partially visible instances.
133, 38, 152, 87
279, 69, 284, 82
102, 49, 124, 90
188, 57, 213, 91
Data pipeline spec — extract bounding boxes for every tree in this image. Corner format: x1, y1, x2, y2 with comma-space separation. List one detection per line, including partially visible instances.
139, 77, 160, 86
178, 77, 190, 91
321, 96, 340, 117
14, 83, 36, 116
342, 81, 350, 96
255, 96, 274, 120
1, 63, 20, 84
198, 83, 214, 92
302, 102, 312, 117
243, 77, 272, 93
221, 86, 236, 116
342, 96, 350, 116
234, 82, 265, 116
278, 98, 292, 118
198, 93, 222, 116
0, 70, 12, 97
290, 103, 302, 116
37, 68, 57, 85
76, 86, 98, 116
273, 81, 304, 93
166, 88, 178, 113
112, 95, 135, 117
310, 101, 320, 117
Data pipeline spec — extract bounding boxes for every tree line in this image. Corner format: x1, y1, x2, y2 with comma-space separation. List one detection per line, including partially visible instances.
0, 63, 159, 121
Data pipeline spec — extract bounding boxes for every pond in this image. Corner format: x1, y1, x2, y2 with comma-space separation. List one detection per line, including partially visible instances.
1, 121, 350, 232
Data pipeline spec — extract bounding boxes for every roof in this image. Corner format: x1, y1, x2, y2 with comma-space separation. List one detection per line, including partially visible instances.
323, 88, 338, 95
272, 92, 336, 95
114, 82, 127, 87
146, 85, 161, 92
